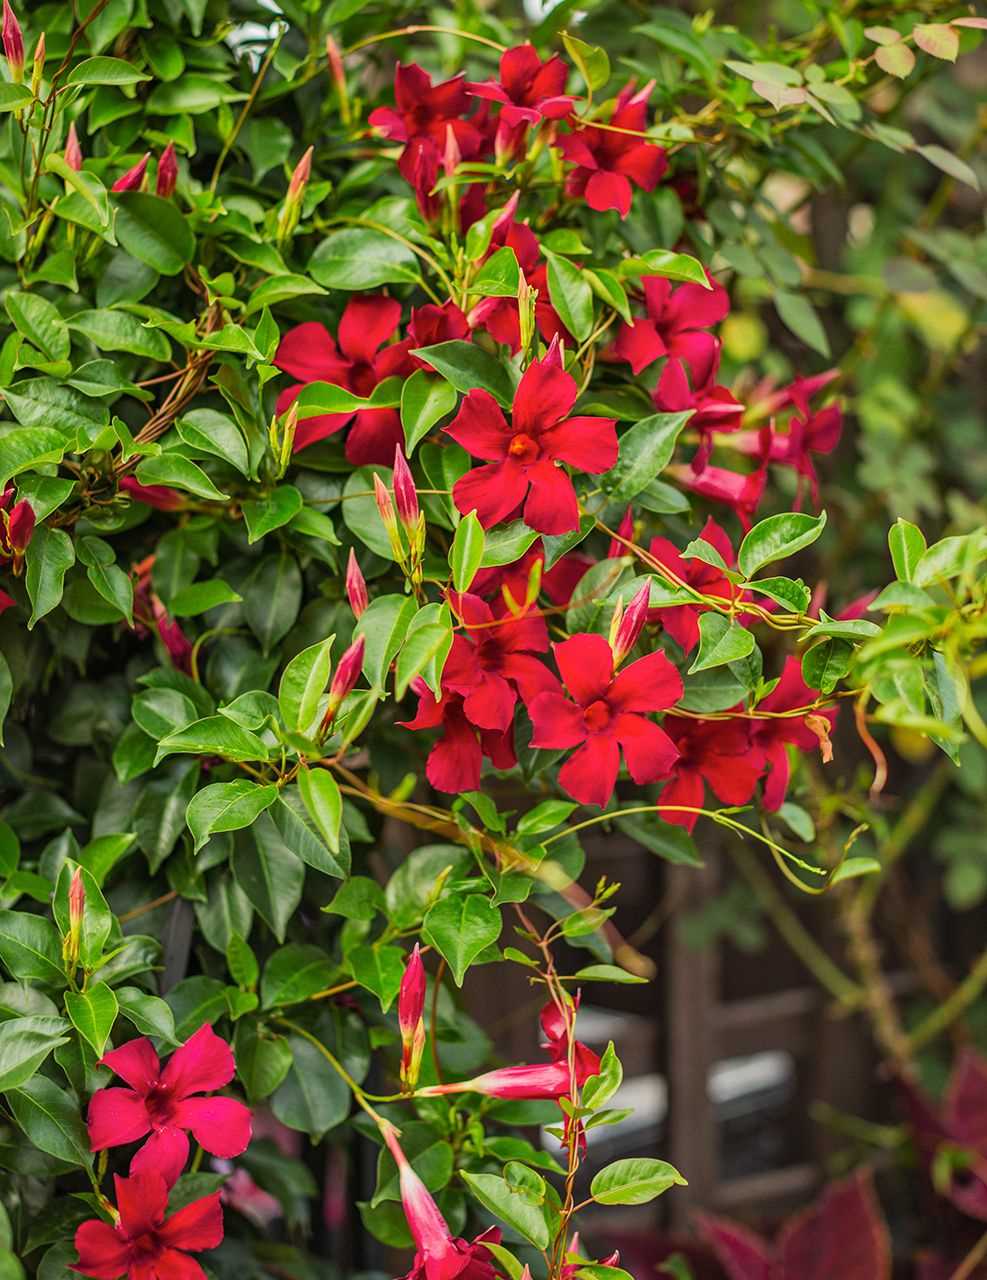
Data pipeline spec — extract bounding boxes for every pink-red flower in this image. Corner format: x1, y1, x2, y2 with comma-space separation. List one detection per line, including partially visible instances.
87, 1024, 252, 1187
156, 143, 178, 198
407, 301, 471, 365
112, 152, 150, 193
609, 274, 730, 380
558, 81, 666, 217
445, 340, 617, 534
666, 455, 767, 530
652, 349, 746, 445
528, 632, 682, 807
731, 373, 843, 507
467, 45, 575, 127
274, 296, 412, 463
0, 487, 35, 567
468, 202, 567, 352
750, 658, 837, 811
658, 718, 764, 832
73, 1172, 223, 1280
539, 998, 602, 1083
399, 680, 516, 794
647, 518, 742, 654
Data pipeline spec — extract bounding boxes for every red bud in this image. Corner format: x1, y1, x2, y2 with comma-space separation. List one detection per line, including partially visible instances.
7, 499, 34, 553
398, 944, 427, 1090
392, 446, 419, 532
345, 548, 369, 619
611, 581, 650, 667
322, 635, 365, 733
64, 122, 82, 171
288, 145, 313, 201
112, 152, 150, 193
2, 0, 23, 82
156, 142, 178, 197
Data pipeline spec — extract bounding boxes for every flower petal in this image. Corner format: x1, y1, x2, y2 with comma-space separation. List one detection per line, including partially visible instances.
553, 633, 613, 707
426, 704, 482, 793
274, 322, 341, 383
160, 1193, 225, 1253
585, 170, 633, 218
337, 295, 402, 365
540, 416, 618, 473
161, 1024, 235, 1099
521, 461, 579, 535
612, 319, 667, 375
453, 461, 527, 528
613, 713, 679, 784
444, 390, 510, 461
462, 671, 516, 732
129, 1126, 190, 1189
614, 141, 667, 191
345, 409, 404, 466
100, 1038, 160, 1093
73, 1220, 130, 1280
610, 649, 683, 713
657, 771, 705, 831
528, 690, 586, 750
151, 1250, 208, 1280
115, 1172, 169, 1236
559, 736, 620, 807
513, 354, 578, 435
87, 1088, 151, 1152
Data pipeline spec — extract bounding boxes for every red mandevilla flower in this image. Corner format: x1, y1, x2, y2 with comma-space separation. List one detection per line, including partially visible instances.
87, 1024, 252, 1187
528, 632, 683, 808
658, 718, 765, 832
609, 273, 730, 380
444, 338, 617, 534
558, 80, 667, 217
666, 454, 767, 531
0, 489, 35, 560
73, 1172, 223, 1280
647, 517, 744, 654
466, 44, 575, 128
407, 301, 470, 366
274, 296, 412, 463
399, 680, 515, 794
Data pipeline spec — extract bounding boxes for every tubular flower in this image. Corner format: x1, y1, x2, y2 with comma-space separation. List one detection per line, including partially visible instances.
87, 1024, 252, 1187
380, 1121, 500, 1280
441, 591, 555, 732
539, 999, 602, 1082
609, 273, 730, 379
274, 296, 413, 462
419, 1059, 582, 1100
646, 517, 743, 654
658, 718, 765, 832
528, 632, 682, 808
651, 348, 745, 447
666, 454, 767, 531
399, 679, 515, 794
399, 944, 427, 1091
112, 152, 150, 193
73, 1172, 223, 1280
466, 44, 575, 127
445, 339, 617, 534
407, 301, 471, 366
558, 81, 667, 217
750, 657, 837, 811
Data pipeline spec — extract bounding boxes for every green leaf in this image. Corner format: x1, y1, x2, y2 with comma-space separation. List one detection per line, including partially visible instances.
115, 987, 178, 1044
774, 290, 830, 357
272, 1033, 350, 1138
146, 75, 246, 113
243, 553, 302, 653
67, 309, 171, 360
572, 964, 649, 984
480, 521, 539, 568
186, 781, 278, 853
233, 811, 304, 942
801, 638, 852, 693
0, 655, 10, 749
170, 580, 242, 616
260, 944, 332, 1008
450, 511, 485, 592
401, 371, 458, 453
243, 274, 328, 317
242, 486, 303, 543
0, 427, 67, 491
235, 1026, 292, 1101
278, 635, 334, 735
226, 933, 259, 991
737, 510, 827, 578
745, 575, 811, 613
356, 594, 417, 689
24, 527, 75, 627
135, 454, 228, 501
460, 1171, 552, 1250
348, 944, 405, 1012
0, 1017, 70, 1091
590, 1158, 687, 1205
343, 466, 396, 559
114, 193, 195, 275
602, 413, 691, 502
546, 253, 594, 341
155, 715, 269, 766
297, 767, 343, 855
176, 409, 249, 475
829, 856, 882, 885
309, 228, 420, 290
4, 292, 70, 363
423, 893, 502, 986
411, 341, 514, 408
561, 32, 610, 92
0, 911, 64, 985
472, 246, 520, 297
0, 84, 32, 112
888, 518, 927, 583
64, 984, 118, 1057
582, 1041, 623, 1110
77, 537, 133, 625
395, 615, 453, 699
688, 614, 756, 673
620, 249, 711, 288
6, 1076, 91, 1167
67, 56, 151, 85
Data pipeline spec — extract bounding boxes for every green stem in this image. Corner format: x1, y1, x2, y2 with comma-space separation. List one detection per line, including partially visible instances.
210, 25, 286, 195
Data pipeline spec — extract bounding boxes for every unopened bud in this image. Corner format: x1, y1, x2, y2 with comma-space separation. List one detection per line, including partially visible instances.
64, 122, 82, 172
287, 145, 313, 201
2, 0, 23, 83
398, 944, 427, 1091
112, 152, 150, 193
7, 499, 34, 554
156, 141, 178, 198
326, 35, 350, 125
373, 473, 405, 563
517, 271, 537, 357
63, 867, 85, 971
610, 581, 649, 667
276, 400, 298, 473
442, 123, 460, 179
346, 548, 369, 619
321, 634, 365, 735
29, 30, 42, 95
392, 447, 419, 533
608, 505, 633, 558
277, 146, 312, 242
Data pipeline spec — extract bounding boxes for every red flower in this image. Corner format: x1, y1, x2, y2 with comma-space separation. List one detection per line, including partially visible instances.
274, 296, 412, 463
666, 456, 767, 530
445, 340, 617, 534
558, 81, 667, 217
0, 488, 35, 564
652, 351, 745, 445
657, 718, 764, 832
156, 143, 178, 198
73, 1172, 223, 1280
399, 944, 427, 1090
528, 633, 682, 807
540, 998, 601, 1083
750, 658, 837, 811
119, 476, 185, 511
647, 518, 741, 654
467, 45, 575, 127
609, 274, 729, 379
407, 301, 470, 367
731, 373, 842, 507
399, 680, 515, 794
0, 588, 13, 617
441, 591, 554, 731
87, 1025, 252, 1188
470, 543, 593, 611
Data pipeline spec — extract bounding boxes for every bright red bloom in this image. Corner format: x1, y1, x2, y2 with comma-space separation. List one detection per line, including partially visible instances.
666, 456, 767, 530
528, 632, 682, 807
441, 591, 554, 732
652, 351, 746, 445
731, 374, 843, 508
112, 153, 150, 193
274, 296, 413, 462
658, 718, 764, 832
750, 658, 837, 811
73, 1172, 223, 1280
467, 45, 575, 127
87, 1025, 252, 1188
558, 81, 667, 217
647, 518, 741, 654
400, 680, 515, 794
381, 1121, 501, 1280
540, 998, 602, 1083
610, 274, 729, 380
445, 341, 617, 534
407, 301, 470, 368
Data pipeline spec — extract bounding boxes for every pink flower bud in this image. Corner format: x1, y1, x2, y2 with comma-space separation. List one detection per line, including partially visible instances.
69, 866, 85, 930
392, 447, 419, 533
322, 635, 365, 733
326, 35, 350, 123
543, 331, 563, 369
287, 145, 313, 201
442, 122, 460, 178
7, 499, 34, 553
373, 473, 396, 533
378, 1120, 460, 1271
112, 152, 150, 193
2, 0, 23, 82
611, 581, 650, 667
156, 142, 178, 197
398, 944, 427, 1091
345, 548, 368, 619
65, 122, 82, 172
418, 1060, 576, 1100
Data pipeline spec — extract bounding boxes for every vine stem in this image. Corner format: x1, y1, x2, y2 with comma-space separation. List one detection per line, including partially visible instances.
344, 25, 506, 55
209, 25, 286, 194
951, 1229, 987, 1280
908, 945, 987, 1054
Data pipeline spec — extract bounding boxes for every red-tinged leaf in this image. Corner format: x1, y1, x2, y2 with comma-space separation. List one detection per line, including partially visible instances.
875, 42, 915, 77
913, 23, 959, 61
694, 1213, 773, 1280
864, 26, 904, 45
946, 1051, 987, 1153
776, 1170, 891, 1280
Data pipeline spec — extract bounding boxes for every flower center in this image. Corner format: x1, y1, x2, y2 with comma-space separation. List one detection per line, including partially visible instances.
583, 699, 612, 732
507, 433, 540, 464
144, 1083, 176, 1127
349, 362, 377, 397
